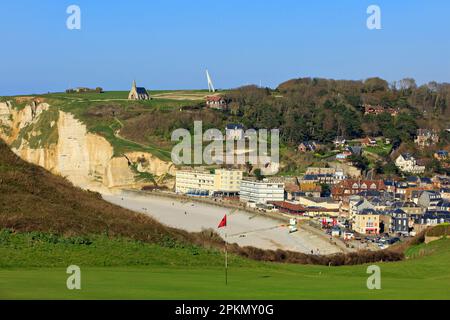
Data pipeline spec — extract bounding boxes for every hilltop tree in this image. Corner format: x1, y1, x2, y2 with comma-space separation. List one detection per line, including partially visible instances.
222, 76, 448, 148
364, 77, 389, 93
397, 78, 417, 92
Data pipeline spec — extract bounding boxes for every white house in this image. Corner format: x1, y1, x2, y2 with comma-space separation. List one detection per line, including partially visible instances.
334, 136, 347, 148
333, 170, 347, 183
395, 154, 425, 174
239, 178, 285, 205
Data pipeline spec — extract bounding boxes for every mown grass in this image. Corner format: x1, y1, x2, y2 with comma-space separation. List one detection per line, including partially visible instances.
0, 230, 247, 269
2, 266, 448, 300
0, 232, 449, 300
364, 141, 393, 157
88, 122, 172, 159
44, 91, 129, 100
313, 151, 340, 160
43, 90, 212, 99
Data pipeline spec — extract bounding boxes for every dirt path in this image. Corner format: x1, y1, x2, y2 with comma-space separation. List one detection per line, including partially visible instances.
110, 117, 172, 161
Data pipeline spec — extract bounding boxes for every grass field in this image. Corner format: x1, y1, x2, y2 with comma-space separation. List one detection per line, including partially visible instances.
41, 96, 184, 160
364, 141, 393, 157
0, 231, 449, 300
42, 90, 211, 102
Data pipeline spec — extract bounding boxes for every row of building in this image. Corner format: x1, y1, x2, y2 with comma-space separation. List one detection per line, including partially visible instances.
175, 168, 450, 236
176, 168, 285, 204
340, 177, 450, 235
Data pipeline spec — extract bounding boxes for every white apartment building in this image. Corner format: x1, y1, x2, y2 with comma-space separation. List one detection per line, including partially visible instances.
175, 170, 215, 195
175, 169, 243, 196
240, 178, 285, 205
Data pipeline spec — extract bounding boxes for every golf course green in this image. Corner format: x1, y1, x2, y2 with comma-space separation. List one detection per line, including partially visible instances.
1, 232, 449, 300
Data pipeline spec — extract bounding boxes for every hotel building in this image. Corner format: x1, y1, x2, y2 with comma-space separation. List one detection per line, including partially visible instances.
239, 178, 285, 205
175, 169, 243, 196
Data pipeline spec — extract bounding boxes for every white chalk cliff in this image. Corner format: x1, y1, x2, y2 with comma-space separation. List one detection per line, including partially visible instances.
0, 101, 175, 192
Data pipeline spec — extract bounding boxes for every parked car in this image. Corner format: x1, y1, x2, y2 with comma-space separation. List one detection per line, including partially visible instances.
387, 237, 401, 245
344, 232, 355, 240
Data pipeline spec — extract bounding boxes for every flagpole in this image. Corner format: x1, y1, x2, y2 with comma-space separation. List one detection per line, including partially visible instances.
225, 230, 228, 286
218, 214, 228, 286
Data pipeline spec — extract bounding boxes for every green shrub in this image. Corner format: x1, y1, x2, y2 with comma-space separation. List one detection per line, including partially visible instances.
427, 224, 450, 238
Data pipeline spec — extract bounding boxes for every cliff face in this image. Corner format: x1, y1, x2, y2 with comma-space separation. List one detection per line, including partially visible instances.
0, 101, 175, 192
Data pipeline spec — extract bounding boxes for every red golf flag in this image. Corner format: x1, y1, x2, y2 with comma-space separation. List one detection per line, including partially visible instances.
218, 215, 227, 228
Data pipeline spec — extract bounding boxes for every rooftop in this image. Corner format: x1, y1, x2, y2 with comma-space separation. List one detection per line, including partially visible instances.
226, 124, 244, 130
242, 177, 285, 184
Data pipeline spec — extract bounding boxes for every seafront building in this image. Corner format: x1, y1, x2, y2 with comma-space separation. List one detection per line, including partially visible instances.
175, 169, 243, 196
175, 166, 450, 238
239, 178, 285, 205
175, 170, 215, 195
353, 210, 381, 235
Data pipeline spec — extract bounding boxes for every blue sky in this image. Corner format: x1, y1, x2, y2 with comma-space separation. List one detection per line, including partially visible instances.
0, 0, 449, 95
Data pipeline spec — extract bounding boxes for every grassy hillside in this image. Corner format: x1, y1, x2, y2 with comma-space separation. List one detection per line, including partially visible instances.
47, 96, 193, 160
0, 139, 197, 244
0, 231, 247, 269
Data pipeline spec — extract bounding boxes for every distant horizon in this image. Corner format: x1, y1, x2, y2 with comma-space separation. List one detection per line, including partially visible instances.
3, 74, 450, 97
